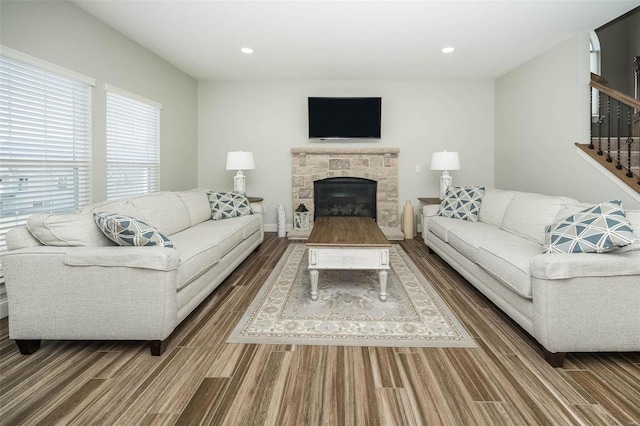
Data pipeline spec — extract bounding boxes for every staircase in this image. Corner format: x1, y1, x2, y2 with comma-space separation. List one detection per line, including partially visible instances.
576, 70, 640, 197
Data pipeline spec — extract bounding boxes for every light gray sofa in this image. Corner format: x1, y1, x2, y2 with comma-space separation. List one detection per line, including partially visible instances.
3, 189, 263, 356
423, 189, 640, 367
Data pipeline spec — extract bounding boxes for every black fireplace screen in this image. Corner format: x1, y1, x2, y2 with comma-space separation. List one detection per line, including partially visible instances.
313, 177, 377, 221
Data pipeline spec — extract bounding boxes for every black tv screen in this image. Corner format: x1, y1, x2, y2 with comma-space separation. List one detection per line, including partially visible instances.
308, 97, 381, 139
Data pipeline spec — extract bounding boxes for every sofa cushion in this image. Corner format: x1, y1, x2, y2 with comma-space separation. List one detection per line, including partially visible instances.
27, 213, 114, 247
94, 212, 174, 248
501, 193, 576, 244
82, 198, 141, 220
476, 234, 543, 299
170, 215, 260, 289
208, 191, 254, 220
447, 221, 513, 262
129, 192, 192, 235
543, 200, 639, 254
82, 192, 192, 236
177, 189, 212, 227
170, 225, 221, 289
438, 186, 485, 222
478, 189, 517, 227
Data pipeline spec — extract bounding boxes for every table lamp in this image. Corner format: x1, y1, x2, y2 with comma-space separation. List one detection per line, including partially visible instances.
226, 151, 255, 193
430, 151, 460, 199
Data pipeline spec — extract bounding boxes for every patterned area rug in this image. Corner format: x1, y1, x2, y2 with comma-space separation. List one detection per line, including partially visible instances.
228, 244, 476, 347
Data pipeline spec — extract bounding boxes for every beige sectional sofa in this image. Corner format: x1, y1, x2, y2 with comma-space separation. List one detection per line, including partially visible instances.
423, 189, 640, 367
3, 189, 263, 356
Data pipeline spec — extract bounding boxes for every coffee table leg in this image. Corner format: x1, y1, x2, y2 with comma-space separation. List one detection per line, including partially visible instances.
379, 270, 388, 301
310, 269, 319, 301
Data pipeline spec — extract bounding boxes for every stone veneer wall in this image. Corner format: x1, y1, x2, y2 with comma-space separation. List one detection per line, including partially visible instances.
291, 147, 399, 228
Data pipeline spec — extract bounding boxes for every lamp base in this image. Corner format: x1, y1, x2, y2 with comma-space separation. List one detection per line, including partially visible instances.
439, 171, 453, 199
233, 170, 246, 193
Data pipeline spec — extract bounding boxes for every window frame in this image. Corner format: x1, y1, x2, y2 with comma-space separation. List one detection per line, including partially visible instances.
0, 45, 95, 283
105, 84, 162, 200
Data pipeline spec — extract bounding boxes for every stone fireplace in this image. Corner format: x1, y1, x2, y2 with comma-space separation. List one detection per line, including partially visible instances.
290, 147, 402, 239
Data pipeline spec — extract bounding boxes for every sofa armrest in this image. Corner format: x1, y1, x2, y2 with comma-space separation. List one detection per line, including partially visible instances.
2, 246, 179, 341
530, 250, 640, 280
532, 271, 640, 353
422, 205, 441, 243
3, 245, 179, 271
531, 249, 640, 353
64, 246, 179, 271
423, 204, 440, 218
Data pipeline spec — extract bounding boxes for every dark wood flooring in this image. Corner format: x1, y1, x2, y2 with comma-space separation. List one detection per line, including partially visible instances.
1, 233, 638, 425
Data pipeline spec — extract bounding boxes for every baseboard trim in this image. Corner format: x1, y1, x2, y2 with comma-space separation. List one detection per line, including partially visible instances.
264, 223, 293, 233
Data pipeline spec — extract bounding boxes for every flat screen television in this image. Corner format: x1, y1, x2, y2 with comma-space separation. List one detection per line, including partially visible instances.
308, 97, 381, 139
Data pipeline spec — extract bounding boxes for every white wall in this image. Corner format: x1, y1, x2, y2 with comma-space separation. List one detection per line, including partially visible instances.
0, 1, 199, 201
495, 33, 640, 210
198, 80, 495, 227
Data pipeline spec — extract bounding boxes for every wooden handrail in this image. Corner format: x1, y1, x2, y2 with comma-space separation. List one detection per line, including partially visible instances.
590, 73, 640, 111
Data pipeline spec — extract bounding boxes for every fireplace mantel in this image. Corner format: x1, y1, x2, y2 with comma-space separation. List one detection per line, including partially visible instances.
290, 147, 401, 239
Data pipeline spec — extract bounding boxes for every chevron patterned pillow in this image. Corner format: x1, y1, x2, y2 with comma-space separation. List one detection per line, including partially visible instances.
207, 191, 254, 220
543, 200, 639, 254
93, 212, 174, 248
438, 186, 486, 222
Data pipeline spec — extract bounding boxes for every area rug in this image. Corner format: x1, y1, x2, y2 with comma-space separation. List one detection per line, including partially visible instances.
227, 244, 476, 347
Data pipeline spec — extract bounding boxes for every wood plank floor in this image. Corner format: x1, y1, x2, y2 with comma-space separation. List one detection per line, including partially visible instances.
1, 233, 639, 425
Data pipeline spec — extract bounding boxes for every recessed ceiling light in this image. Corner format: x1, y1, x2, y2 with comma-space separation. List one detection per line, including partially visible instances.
441, 47, 455, 54
241, 47, 254, 54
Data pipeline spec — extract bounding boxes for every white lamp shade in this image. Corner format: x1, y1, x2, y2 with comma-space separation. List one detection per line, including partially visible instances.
430, 151, 460, 171
226, 151, 255, 170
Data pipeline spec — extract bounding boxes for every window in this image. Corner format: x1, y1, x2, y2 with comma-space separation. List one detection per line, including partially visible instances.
0, 47, 93, 279
106, 85, 161, 199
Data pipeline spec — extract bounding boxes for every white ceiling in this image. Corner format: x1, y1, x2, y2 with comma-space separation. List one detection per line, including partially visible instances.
73, 0, 639, 81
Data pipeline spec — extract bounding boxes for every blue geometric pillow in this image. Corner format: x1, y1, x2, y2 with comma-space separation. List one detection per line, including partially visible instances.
438, 186, 486, 222
207, 191, 254, 220
543, 200, 638, 254
93, 212, 174, 248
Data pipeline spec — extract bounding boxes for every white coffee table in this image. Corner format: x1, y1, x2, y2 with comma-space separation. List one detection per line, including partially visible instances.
306, 217, 391, 301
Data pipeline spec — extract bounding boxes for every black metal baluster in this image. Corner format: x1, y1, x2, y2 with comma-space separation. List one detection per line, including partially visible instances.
589, 87, 594, 149
606, 95, 612, 162
597, 93, 603, 156
616, 100, 622, 169
627, 109, 634, 178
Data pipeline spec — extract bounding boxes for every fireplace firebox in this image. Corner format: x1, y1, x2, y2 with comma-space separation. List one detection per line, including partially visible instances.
313, 177, 377, 221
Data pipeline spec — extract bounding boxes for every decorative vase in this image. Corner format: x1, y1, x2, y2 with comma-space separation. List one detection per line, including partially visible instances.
277, 204, 286, 237
403, 200, 414, 240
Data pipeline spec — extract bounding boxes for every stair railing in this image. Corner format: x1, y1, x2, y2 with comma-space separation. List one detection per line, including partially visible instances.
583, 72, 640, 194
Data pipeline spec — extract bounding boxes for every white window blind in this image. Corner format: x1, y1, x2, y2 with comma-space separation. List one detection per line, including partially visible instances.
106, 88, 160, 199
0, 52, 92, 269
